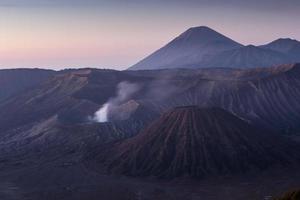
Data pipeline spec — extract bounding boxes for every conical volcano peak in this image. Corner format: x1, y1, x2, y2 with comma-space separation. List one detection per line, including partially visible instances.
188, 25, 213, 30
176, 26, 237, 43
130, 26, 243, 70
183, 26, 219, 35
101, 106, 300, 178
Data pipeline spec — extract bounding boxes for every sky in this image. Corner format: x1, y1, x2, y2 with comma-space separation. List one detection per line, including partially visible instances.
0, 0, 300, 70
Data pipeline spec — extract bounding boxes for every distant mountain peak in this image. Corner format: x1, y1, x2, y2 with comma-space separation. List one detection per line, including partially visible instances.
176, 26, 239, 43
129, 26, 242, 70
188, 25, 212, 30
261, 38, 300, 59
183, 26, 218, 35
263, 38, 300, 47
275, 38, 299, 42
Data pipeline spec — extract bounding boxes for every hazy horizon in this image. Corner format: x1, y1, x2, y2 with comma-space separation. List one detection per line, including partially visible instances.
1, 0, 300, 70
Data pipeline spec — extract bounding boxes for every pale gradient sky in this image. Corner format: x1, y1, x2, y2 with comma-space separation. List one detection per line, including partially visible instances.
0, 0, 300, 70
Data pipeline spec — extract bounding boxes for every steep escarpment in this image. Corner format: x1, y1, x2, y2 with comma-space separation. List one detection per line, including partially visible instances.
100, 106, 300, 178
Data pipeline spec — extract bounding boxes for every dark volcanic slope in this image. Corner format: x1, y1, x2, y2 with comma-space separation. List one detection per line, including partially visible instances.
101, 106, 300, 178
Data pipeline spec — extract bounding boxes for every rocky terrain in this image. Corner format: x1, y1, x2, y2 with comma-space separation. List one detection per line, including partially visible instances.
1, 64, 300, 155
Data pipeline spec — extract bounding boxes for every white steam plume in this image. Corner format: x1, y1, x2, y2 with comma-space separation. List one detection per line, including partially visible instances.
93, 103, 109, 123
92, 81, 140, 123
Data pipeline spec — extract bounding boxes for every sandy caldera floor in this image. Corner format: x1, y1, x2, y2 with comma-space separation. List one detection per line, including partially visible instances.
0, 152, 299, 200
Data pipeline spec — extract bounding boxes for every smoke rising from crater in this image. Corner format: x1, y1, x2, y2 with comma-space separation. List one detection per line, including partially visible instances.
92, 81, 140, 123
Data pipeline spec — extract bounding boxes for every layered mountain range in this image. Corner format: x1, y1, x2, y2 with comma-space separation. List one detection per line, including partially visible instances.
0, 64, 299, 156
129, 26, 300, 70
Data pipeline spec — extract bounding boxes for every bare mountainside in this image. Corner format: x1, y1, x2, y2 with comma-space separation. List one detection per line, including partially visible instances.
98, 106, 300, 178
0, 65, 300, 200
